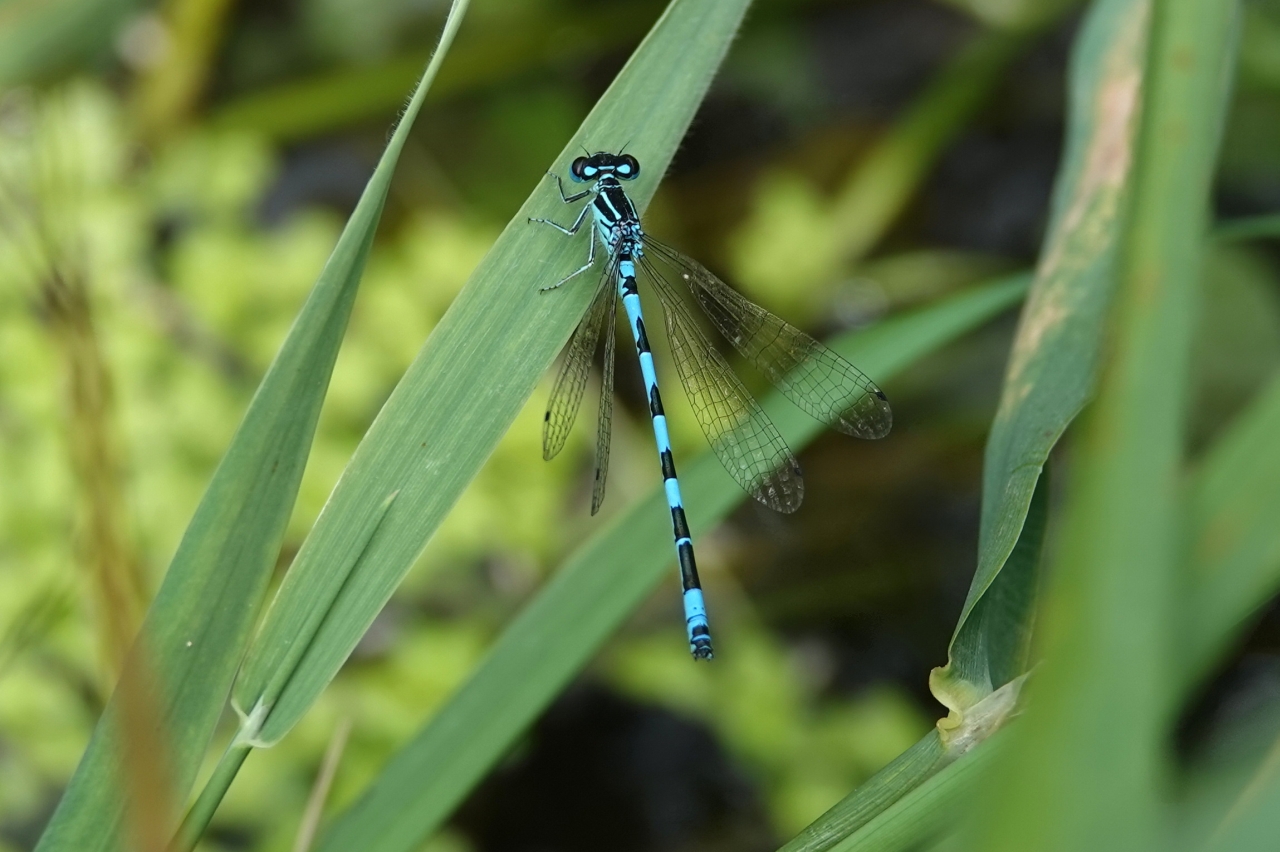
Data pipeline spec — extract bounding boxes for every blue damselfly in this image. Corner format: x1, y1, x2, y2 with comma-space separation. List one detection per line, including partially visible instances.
532, 151, 891, 661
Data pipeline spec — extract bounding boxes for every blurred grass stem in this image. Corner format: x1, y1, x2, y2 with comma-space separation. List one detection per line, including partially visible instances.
831, 22, 1051, 262
43, 262, 147, 675
292, 718, 353, 852
133, 0, 240, 142
44, 252, 175, 852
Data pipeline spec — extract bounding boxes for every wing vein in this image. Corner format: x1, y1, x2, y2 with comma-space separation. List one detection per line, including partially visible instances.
645, 238, 892, 440
590, 283, 618, 515
543, 268, 614, 462
640, 254, 804, 513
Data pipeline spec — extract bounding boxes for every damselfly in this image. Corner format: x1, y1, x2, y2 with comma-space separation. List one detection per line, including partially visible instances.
531, 151, 892, 661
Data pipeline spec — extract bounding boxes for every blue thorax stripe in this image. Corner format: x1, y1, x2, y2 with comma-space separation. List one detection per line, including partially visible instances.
596, 192, 620, 223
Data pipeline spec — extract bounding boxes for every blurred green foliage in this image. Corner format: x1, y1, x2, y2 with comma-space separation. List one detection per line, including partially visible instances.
3, 0, 1280, 851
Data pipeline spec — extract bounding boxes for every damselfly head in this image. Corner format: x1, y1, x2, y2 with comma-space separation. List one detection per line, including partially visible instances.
569, 152, 641, 183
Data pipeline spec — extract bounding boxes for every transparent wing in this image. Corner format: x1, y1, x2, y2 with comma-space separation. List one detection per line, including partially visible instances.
590, 285, 618, 516
639, 255, 804, 513
645, 239, 892, 439
543, 272, 614, 462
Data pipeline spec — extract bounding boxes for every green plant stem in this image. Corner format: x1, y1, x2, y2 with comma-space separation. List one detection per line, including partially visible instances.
830, 731, 1008, 852
830, 25, 1042, 261
166, 743, 251, 852
780, 732, 948, 852
133, 0, 238, 141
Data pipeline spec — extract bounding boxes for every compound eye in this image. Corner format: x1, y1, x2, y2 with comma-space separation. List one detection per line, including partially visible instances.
618, 155, 640, 179
569, 157, 589, 182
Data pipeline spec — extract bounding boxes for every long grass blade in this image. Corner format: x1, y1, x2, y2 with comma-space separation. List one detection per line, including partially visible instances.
971, 1, 1240, 850
825, 731, 1008, 852
33, 5, 470, 850
228, 0, 754, 773
929, 0, 1150, 719
1184, 370, 1280, 685
779, 733, 948, 852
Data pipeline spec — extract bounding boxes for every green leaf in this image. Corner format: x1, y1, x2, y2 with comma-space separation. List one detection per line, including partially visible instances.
230, 0, 754, 762
787, 3, 1161, 846
1185, 370, 1280, 685
0, 0, 142, 85
780, 733, 947, 852
929, 0, 1150, 719
971, 0, 1239, 850
1170, 707, 1280, 852
824, 730, 1009, 852
1193, 729, 1280, 852
317, 275, 1030, 852
953, 468, 1046, 704
33, 6, 469, 850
